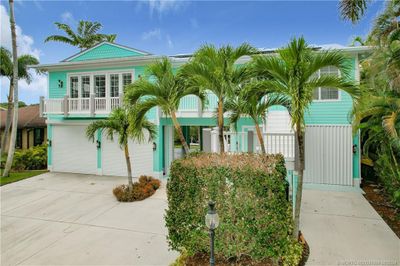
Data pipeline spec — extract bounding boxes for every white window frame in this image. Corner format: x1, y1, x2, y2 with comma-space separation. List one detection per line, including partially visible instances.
66, 69, 135, 98
312, 67, 341, 102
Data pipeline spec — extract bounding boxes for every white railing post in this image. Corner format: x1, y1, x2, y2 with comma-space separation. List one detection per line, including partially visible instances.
90, 94, 95, 116
63, 95, 69, 116
119, 93, 124, 108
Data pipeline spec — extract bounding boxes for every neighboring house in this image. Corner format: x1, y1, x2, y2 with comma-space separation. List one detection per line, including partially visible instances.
0, 105, 47, 150
33, 42, 370, 187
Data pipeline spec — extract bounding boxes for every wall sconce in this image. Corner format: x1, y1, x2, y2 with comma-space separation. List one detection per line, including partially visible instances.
58, 80, 63, 88
152, 142, 157, 151
352, 144, 358, 154
96, 140, 101, 149
47, 139, 52, 147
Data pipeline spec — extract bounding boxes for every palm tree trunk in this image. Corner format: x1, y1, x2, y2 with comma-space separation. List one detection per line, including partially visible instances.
171, 111, 190, 155
218, 100, 225, 153
124, 143, 133, 190
254, 121, 266, 154
1, 82, 13, 156
3, 0, 18, 177
293, 122, 305, 239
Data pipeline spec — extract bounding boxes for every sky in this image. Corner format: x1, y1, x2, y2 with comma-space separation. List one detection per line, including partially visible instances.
0, 0, 384, 104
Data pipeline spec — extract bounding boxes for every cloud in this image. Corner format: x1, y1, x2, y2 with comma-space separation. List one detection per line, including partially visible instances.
141, 0, 186, 17
61, 11, 77, 25
141, 28, 162, 40
166, 34, 173, 49
0, 4, 47, 104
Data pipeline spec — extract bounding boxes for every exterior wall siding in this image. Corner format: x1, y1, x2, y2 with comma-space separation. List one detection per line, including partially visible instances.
69, 43, 145, 62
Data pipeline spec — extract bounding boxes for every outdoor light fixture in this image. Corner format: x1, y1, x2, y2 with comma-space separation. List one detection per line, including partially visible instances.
47, 139, 52, 147
58, 80, 63, 88
205, 201, 219, 266
96, 140, 101, 149
152, 142, 157, 151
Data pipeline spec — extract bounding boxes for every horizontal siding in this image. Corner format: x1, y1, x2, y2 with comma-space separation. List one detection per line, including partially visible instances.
70, 44, 144, 62
49, 72, 67, 98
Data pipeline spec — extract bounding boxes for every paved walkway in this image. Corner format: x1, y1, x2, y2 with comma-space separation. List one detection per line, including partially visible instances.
301, 188, 400, 265
1, 172, 178, 266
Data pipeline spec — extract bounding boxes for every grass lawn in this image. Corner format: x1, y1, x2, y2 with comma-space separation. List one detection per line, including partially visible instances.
0, 170, 48, 186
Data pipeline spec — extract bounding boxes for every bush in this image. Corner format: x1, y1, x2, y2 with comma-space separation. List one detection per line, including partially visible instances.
12, 145, 47, 170
113, 175, 161, 202
166, 153, 302, 265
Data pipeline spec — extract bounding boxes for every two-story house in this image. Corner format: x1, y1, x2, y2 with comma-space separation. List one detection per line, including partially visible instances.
33, 42, 370, 187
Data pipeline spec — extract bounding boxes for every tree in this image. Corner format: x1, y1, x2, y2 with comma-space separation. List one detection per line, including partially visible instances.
251, 37, 359, 238
45, 20, 117, 50
124, 57, 206, 155
3, 0, 19, 177
0, 47, 39, 155
86, 107, 156, 189
339, 0, 369, 23
225, 88, 290, 154
181, 43, 257, 153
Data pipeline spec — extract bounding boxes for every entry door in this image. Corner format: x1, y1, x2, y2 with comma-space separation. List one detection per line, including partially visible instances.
304, 125, 353, 186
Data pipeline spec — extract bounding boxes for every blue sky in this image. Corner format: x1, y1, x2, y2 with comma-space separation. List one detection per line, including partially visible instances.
0, 0, 383, 104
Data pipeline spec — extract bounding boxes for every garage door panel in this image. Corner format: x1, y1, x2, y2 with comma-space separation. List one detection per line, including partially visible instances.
102, 132, 153, 177
304, 125, 353, 186
52, 125, 97, 174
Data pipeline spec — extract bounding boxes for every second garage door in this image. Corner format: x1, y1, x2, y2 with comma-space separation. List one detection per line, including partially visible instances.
101, 133, 154, 177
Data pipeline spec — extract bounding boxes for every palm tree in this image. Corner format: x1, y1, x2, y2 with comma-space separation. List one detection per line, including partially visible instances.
181, 43, 257, 153
339, 0, 369, 23
251, 37, 359, 238
86, 107, 156, 189
124, 57, 206, 155
225, 88, 290, 154
3, 0, 19, 177
45, 20, 117, 50
0, 47, 40, 154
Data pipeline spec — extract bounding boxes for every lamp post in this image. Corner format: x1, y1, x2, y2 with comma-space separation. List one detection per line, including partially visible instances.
205, 201, 219, 266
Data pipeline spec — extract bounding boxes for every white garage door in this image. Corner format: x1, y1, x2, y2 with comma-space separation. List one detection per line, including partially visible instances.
101, 133, 153, 177
52, 125, 97, 174
304, 125, 353, 186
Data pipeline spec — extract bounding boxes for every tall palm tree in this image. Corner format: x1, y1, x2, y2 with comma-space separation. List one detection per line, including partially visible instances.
339, 0, 369, 23
124, 57, 206, 155
3, 0, 19, 177
181, 43, 257, 153
251, 37, 359, 238
225, 88, 290, 154
0, 47, 40, 154
45, 20, 117, 50
86, 107, 156, 189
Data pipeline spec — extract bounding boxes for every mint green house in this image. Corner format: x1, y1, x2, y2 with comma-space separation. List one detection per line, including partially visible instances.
35, 42, 370, 187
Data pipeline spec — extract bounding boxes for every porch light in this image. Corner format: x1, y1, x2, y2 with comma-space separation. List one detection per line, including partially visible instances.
96, 140, 101, 149
58, 80, 63, 88
47, 139, 52, 147
205, 201, 219, 266
153, 142, 157, 151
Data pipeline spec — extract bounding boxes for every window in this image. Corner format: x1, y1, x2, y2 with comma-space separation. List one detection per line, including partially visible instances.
122, 73, 132, 89
34, 128, 44, 146
81, 76, 90, 98
15, 129, 22, 149
70, 77, 78, 98
94, 75, 106, 98
312, 66, 340, 101
110, 74, 119, 97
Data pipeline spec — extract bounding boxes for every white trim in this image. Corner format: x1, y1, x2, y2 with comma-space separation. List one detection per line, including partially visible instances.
63, 42, 150, 62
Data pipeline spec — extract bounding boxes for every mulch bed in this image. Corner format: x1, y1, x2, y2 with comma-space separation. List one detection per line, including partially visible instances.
182, 233, 309, 266
362, 181, 400, 238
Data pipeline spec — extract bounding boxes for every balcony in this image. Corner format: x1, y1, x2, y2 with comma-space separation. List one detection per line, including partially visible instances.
40, 92, 219, 117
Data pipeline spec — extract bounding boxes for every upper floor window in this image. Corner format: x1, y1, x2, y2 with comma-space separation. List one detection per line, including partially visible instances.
70, 77, 78, 98
95, 75, 106, 98
312, 66, 340, 101
110, 74, 119, 97
81, 76, 90, 98
122, 73, 132, 89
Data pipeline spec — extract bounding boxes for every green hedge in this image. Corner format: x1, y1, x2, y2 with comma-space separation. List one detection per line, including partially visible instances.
166, 153, 302, 265
12, 145, 47, 170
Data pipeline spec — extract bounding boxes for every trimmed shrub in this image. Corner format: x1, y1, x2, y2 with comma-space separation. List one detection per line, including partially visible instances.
166, 153, 302, 265
113, 175, 161, 202
12, 145, 47, 170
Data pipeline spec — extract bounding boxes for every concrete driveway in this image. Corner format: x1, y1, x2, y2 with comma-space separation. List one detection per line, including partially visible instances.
1, 172, 178, 266
301, 188, 400, 265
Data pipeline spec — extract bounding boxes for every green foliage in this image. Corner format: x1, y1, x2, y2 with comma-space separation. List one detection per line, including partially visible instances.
165, 153, 302, 264
112, 176, 161, 202
0, 46, 40, 82
12, 145, 47, 170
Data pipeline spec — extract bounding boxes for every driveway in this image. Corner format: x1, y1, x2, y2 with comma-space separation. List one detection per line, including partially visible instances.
1, 172, 178, 266
301, 188, 400, 265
